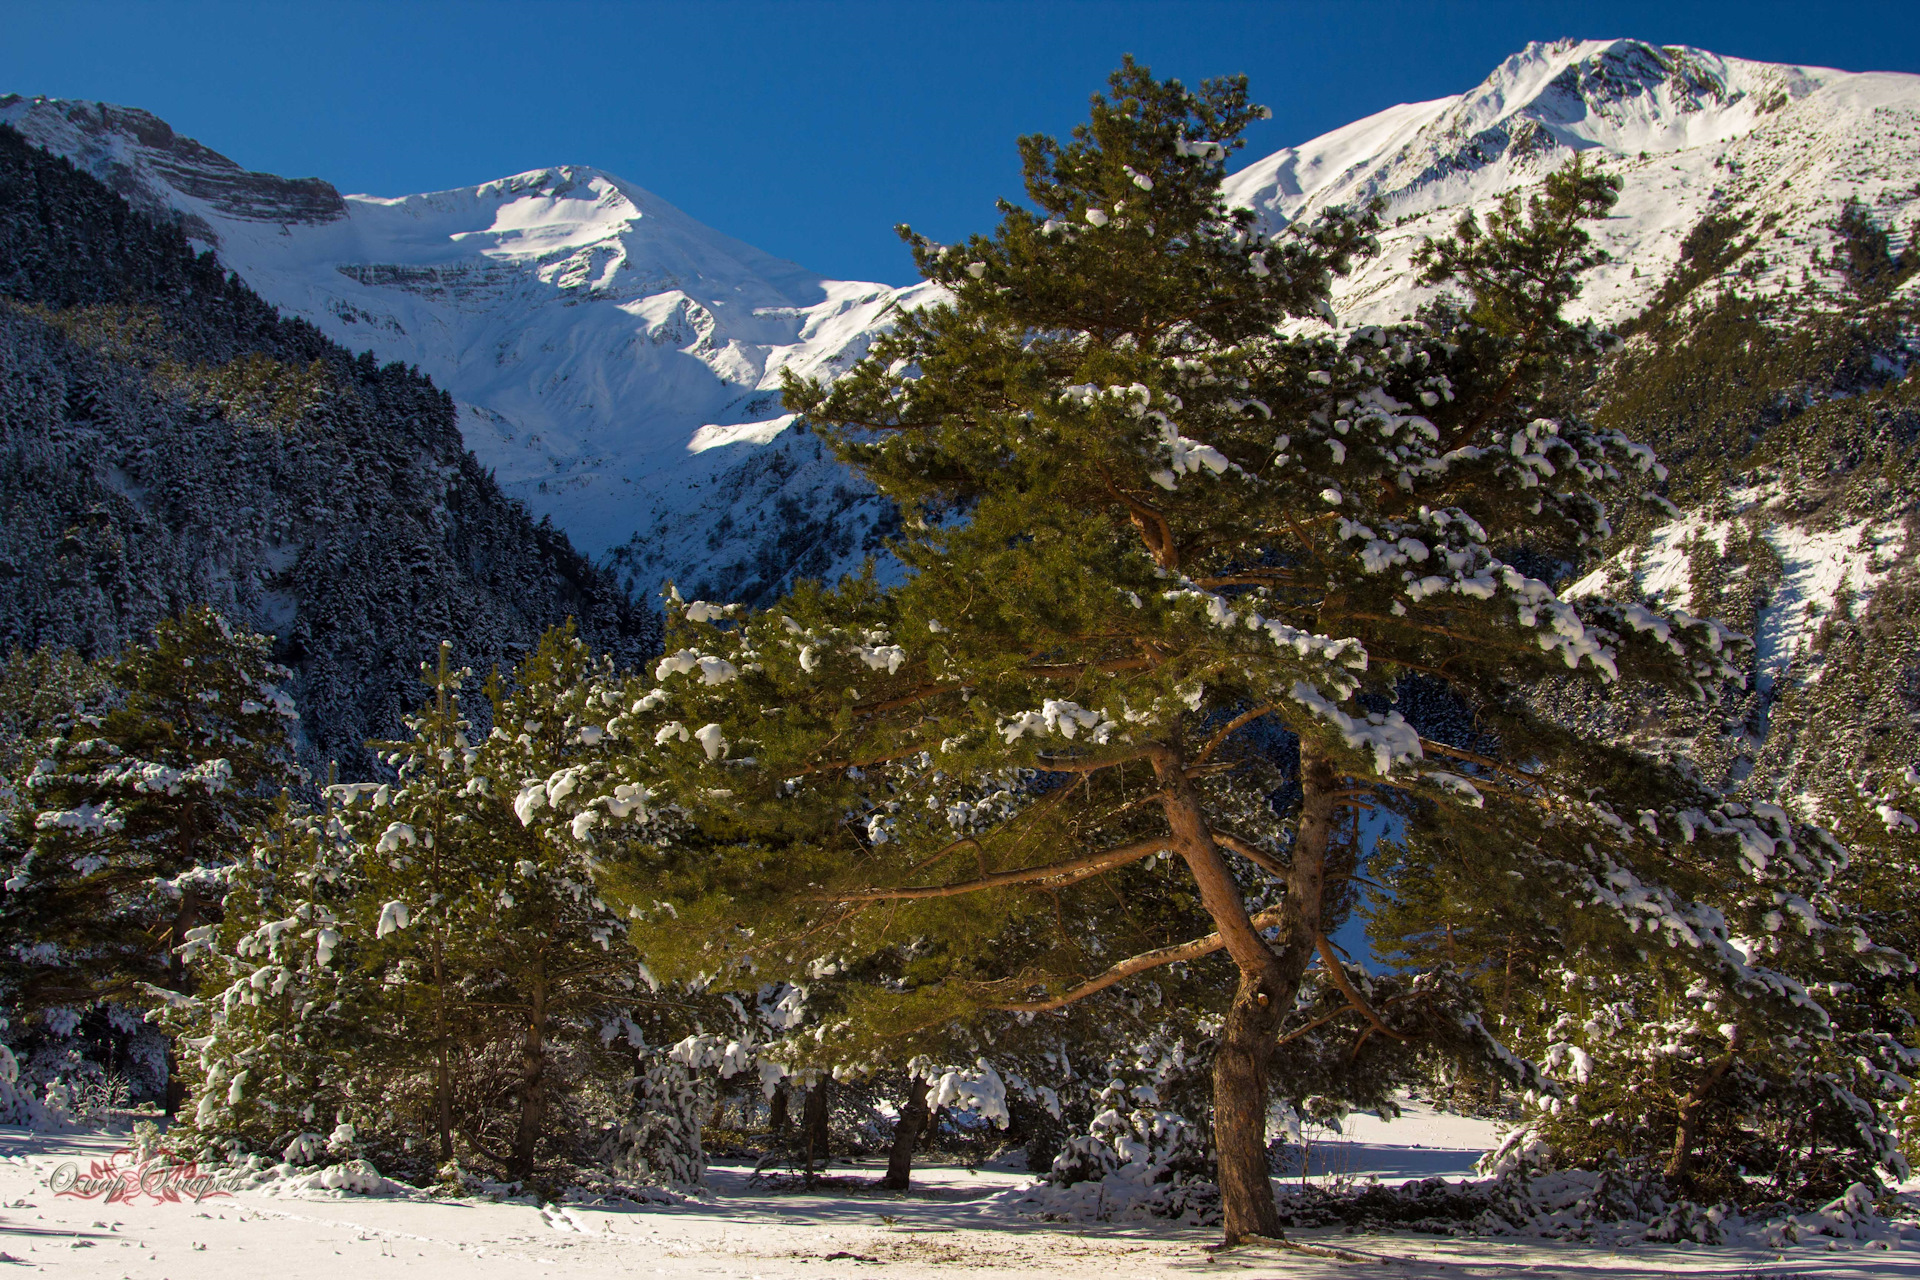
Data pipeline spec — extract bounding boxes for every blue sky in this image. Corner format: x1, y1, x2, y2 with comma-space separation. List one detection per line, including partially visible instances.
5, 1, 1917, 285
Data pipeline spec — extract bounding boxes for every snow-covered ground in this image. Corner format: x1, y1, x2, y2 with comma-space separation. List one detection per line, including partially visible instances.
1273, 1099, 1500, 1183
5, 1107, 1913, 1279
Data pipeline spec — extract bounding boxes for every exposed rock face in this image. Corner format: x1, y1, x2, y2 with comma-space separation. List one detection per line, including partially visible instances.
0, 96, 346, 237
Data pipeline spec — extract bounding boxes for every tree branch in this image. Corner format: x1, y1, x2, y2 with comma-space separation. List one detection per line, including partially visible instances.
1035, 748, 1147, 776
1314, 934, 1409, 1043
989, 906, 1286, 1012
1096, 462, 1179, 571
1212, 830, 1290, 881
813, 836, 1169, 903
1191, 704, 1276, 769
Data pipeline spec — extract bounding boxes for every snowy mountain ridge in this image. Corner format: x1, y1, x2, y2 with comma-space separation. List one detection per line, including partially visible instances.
1225, 38, 1920, 325
0, 94, 931, 602
4, 38, 1918, 603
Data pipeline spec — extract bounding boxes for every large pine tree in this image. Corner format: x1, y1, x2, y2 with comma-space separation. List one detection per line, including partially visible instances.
560, 62, 1906, 1240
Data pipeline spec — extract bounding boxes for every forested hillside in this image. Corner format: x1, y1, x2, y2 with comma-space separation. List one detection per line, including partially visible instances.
1553, 200, 1920, 847
0, 123, 652, 770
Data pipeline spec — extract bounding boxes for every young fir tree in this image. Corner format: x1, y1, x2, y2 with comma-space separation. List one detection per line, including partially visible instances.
0, 645, 112, 1087
463, 625, 666, 1179
158, 792, 371, 1163
0, 608, 299, 1110
1369, 790, 1913, 1204
171, 631, 680, 1184
562, 63, 1905, 1239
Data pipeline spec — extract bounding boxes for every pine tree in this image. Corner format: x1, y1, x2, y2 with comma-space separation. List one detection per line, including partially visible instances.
567, 62, 1904, 1239
0, 608, 299, 1110
171, 629, 683, 1184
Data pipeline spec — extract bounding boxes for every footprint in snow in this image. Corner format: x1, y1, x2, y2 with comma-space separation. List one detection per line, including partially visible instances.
539, 1205, 597, 1233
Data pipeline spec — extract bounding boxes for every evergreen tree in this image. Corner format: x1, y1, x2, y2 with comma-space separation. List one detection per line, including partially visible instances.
173, 629, 686, 1184
0, 608, 298, 1109
158, 792, 371, 1163
567, 62, 1905, 1240
464, 625, 668, 1179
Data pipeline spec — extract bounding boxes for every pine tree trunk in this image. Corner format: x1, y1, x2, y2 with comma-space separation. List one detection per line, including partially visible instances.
1152, 743, 1327, 1244
883, 1076, 931, 1190
1149, 739, 1343, 1245
162, 1042, 184, 1119
433, 932, 453, 1167
431, 646, 455, 1168
801, 1080, 830, 1183
164, 867, 202, 1115
1666, 1025, 1741, 1185
922, 1107, 945, 1151
509, 970, 548, 1181
1212, 973, 1285, 1241
769, 1080, 791, 1141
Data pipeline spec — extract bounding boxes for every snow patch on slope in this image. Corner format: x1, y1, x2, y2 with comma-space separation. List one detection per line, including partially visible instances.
1567, 511, 1904, 693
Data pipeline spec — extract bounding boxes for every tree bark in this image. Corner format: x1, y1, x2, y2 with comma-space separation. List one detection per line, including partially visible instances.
883, 1076, 931, 1190
509, 970, 548, 1180
1666, 1025, 1741, 1185
769, 1080, 791, 1141
1156, 738, 1342, 1244
1152, 742, 1329, 1245
801, 1080, 830, 1183
433, 931, 453, 1166
1212, 971, 1286, 1241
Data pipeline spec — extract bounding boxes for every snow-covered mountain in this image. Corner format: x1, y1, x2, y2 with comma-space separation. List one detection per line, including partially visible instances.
5, 38, 1917, 601
1223, 38, 1920, 325
0, 95, 932, 602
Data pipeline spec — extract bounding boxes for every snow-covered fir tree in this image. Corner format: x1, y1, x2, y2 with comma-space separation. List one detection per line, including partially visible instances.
0, 608, 298, 1110
169, 630, 725, 1186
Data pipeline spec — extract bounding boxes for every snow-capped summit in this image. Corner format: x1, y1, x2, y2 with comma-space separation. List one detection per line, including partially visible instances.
4, 40, 1917, 600
1223, 39, 1920, 323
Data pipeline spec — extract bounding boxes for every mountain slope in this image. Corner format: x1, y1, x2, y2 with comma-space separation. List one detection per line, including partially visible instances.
4, 39, 1917, 613
1223, 38, 1920, 325
0, 95, 929, 604
0, 122, 650, 772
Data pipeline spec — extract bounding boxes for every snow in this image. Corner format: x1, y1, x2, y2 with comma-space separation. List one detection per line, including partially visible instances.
1221, 39, 1920, 329
1567, 511, 1903, 694
0, 96, 936, 598
10, 1118, 1920, 1278
687, 415, 799, 453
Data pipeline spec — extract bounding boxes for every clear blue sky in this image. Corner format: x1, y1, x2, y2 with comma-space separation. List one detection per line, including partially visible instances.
5, 1, 1916, 285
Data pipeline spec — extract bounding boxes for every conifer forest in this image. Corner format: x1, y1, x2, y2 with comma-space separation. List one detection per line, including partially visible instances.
5, 44, 1920, 1271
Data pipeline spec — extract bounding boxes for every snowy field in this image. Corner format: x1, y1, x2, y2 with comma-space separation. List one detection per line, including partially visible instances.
4, 1105, 1915, 1279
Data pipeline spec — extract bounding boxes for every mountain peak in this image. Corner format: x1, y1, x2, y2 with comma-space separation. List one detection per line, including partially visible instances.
1222, 38, 1916, 330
